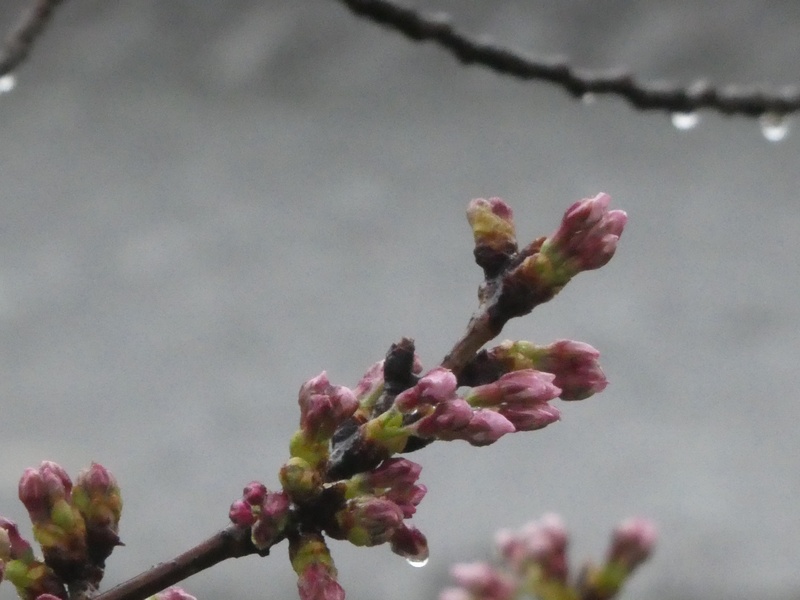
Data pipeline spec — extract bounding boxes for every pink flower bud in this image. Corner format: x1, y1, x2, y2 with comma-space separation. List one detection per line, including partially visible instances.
497, 403, 560, 431
18, 462, 72, 522
150, 588, 198, 600
297, 562, 345, 600
543, 193, 627, 275
72, 463, 123, 562
467, 370, 560, 408
449, 562, 517, 600
438, 409, 516, 446
0, 518, 34, 563
290, 533, 344, 600
395, 368, 458, 412
250, 491, 291, 550
408, 398, 474, 439
335, 497, 404, 547
536, 340, 607, 401
607, 517, 657, 572
520, 513, 570, 583
298, 372, 359, 441
390, 525, 429, 564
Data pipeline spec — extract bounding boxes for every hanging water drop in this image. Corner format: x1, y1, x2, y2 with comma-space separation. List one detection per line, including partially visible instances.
671, 112, 700, 131
0, 73, 16, 94
580, 92, 596, 105
760, 113, 790, 142
406, 557, 429, 568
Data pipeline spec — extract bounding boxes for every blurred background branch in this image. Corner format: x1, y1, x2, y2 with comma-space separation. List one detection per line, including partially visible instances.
337, 0, 800, 118
0, 0, 63, 78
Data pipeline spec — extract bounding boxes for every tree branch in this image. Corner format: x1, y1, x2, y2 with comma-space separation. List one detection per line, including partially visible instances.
336, 0, 800, 118
0, 0, 65, 78
93, 526, 263, 600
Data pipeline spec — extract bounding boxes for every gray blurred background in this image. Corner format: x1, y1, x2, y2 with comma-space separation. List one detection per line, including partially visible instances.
1, 1, 800, 599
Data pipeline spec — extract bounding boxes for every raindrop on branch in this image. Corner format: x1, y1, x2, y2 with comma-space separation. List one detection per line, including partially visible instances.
0, 74, 16, 94
580, 93, 596, 105
759, 113, 790, 142
406, 557, 429, 568
671, 112, 700, 131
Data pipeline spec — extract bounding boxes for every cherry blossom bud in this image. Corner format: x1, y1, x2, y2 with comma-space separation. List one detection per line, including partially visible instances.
250, 491, 291, 550
449, 562, 517, 600
488, 340, 607, 401
394, 367, 458, 412
1, 553, 66, 600
0, 518, 34, 564
280, 457, 322, 503
389, 525, 429, 563
606, 517, 657, 572
467, 198, 518, 277
290, 533, 344, 600
406, 398, 474, 439
463, 371, 561, 432
437, 409, 516, 446
148, 588, 198, 600
298, 372, 359, 441
353, 360, 385, 414
229, 483, 290, 550
72, 463, 123, 562
334, 497, 404, 546
18, 462, 88, 574
541, 193, 627, 275
466, 370, 561, 409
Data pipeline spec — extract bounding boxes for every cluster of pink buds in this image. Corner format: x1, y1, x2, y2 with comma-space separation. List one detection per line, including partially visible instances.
226, 195, 628, 600
441, 515, 656, 600
0, 461, 122, 600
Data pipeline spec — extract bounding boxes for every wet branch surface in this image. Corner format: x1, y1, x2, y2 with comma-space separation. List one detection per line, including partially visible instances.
335, 0, 800, 118
0, 0, 64, 77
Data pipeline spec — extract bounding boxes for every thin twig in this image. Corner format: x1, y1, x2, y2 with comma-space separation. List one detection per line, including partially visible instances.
94, 526, 262, 600
0, 0, 65, 77
336, 0, 800, 118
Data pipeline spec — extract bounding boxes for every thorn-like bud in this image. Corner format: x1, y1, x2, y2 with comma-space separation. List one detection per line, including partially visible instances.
72, 463, 123, 563
467, 198, 518, 278
290, 533, 344, 600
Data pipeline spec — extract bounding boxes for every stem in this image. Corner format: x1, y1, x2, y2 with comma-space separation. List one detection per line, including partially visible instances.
94, 526, 261, 600
440, 307, 496, 376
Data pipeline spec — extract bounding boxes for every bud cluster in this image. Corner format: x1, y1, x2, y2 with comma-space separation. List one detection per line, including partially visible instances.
467, 193, 626, 322
440, 515, 656, 600
225, 195, 628, 600
1, 461, 122, 600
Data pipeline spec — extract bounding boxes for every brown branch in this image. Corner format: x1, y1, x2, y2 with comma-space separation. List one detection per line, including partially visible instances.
336, 0, 800, 118
94, 526, 263, 600
0, 0, 65, 77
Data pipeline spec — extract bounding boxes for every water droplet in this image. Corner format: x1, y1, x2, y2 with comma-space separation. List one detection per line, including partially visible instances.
671, 112, 700, 131
0, 73, 16, 94
580, 93, 596, 105
760, 113, 790, 142
406, 557, 429, 568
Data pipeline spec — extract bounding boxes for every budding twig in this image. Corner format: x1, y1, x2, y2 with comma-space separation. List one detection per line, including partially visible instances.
335, 0, 800, 118
0, 0, 65, 77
